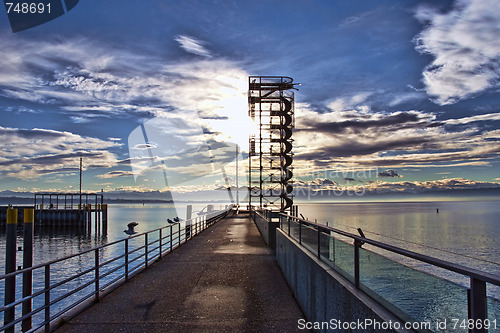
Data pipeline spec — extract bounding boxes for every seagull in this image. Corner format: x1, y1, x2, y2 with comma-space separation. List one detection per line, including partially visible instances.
124, 222, 138, 235
167, 219, 175, 224
173, 217, 181, 222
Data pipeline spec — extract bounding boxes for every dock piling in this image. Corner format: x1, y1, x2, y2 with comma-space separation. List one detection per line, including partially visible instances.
22, 208, 34, 332
4, 209, 17, 333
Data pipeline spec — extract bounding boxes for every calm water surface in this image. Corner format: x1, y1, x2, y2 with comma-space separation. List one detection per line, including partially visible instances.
298, 201, 500, 276
298, 201, 500, 330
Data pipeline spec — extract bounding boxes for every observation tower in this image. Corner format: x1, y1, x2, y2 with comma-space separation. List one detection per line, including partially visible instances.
248, 76, 296, 212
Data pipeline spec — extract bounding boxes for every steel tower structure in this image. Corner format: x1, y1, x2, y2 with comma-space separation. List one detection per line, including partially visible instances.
248, 76, 295, 212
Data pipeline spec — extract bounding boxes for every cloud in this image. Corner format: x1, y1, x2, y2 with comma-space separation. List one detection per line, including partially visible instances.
0, 126, 120, 179
292, 177, 500, 198
378, 169, 402, 178
0, 34, 252, 172
338, 10, 375, 29
414, 0, 500, 104
97, 170, 135, 179
388, 91, 425, 107
364, 178, 500, 194
0, 36, 248, 130
299, 110, 436, 134
327, 92, 374, 113
293, 103, 500, 171
175, 35, 212, 58
294, 106, 439, 160
444, 113, 500, 125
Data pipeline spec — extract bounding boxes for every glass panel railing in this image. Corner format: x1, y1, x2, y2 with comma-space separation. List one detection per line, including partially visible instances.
487, 296, 500, 327
330, 237, 355, 281
319, 231, 332, 263
359, 246, 470, 331
300, 224, 317, 254
289, 219, 300, 240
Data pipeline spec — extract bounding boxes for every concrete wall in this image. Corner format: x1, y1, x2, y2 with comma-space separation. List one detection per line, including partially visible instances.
276, 229, 409, 333
253, 212, 279, 248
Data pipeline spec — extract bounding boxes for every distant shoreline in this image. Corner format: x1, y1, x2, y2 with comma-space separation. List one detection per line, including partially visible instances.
1, 187, 499, 206
0, 197, 174, 205
0, 197, 237, 205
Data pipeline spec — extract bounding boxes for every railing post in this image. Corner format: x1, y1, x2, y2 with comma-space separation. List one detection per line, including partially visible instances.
469, 278, 487, 333
299, 222, 302, 245
354, 240, 361, 289
95, 249, 99, 302
170, 226, 173, 252
125, 238, 129, 281
317, 227, 321, 258
287, 217, 291, 236
44, 264, 50, 333
145, 233, 149, 268
159, 229, 162, 257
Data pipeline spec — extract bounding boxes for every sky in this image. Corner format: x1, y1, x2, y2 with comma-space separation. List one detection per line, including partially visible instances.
1, 0, 500, 201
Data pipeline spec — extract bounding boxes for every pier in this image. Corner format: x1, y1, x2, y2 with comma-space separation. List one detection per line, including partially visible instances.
57, 212, 306, 332
0, 193, 108, 234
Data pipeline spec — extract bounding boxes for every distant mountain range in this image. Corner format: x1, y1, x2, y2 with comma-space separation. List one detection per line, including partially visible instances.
0, 187, 499, 205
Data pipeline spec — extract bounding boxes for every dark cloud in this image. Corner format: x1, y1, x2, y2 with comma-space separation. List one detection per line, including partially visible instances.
0, 152, 102, 167
378, 169, 401, 178
299, 112, 435, 134
294, 105, 500, 169
97, 170, 135, 179
298, 136, 431, 159
10, 128, 67, 140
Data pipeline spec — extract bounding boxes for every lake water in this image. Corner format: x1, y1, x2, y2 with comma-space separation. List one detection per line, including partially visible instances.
297, 201, 500, 330
1, 200, 499, 331
298, 201, 500, 275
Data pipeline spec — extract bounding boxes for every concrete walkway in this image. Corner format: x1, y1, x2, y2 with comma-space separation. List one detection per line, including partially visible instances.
58, 213, 308, 332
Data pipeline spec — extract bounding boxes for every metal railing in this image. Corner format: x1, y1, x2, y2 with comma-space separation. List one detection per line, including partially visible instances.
279, 213, 500, 333
34, 193, 103, 211
0, 208, 231, 332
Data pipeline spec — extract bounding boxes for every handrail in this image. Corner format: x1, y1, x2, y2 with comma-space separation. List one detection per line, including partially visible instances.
280, 213, 500, 287
278, 212, 499, 332
0, 207, 232, 332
